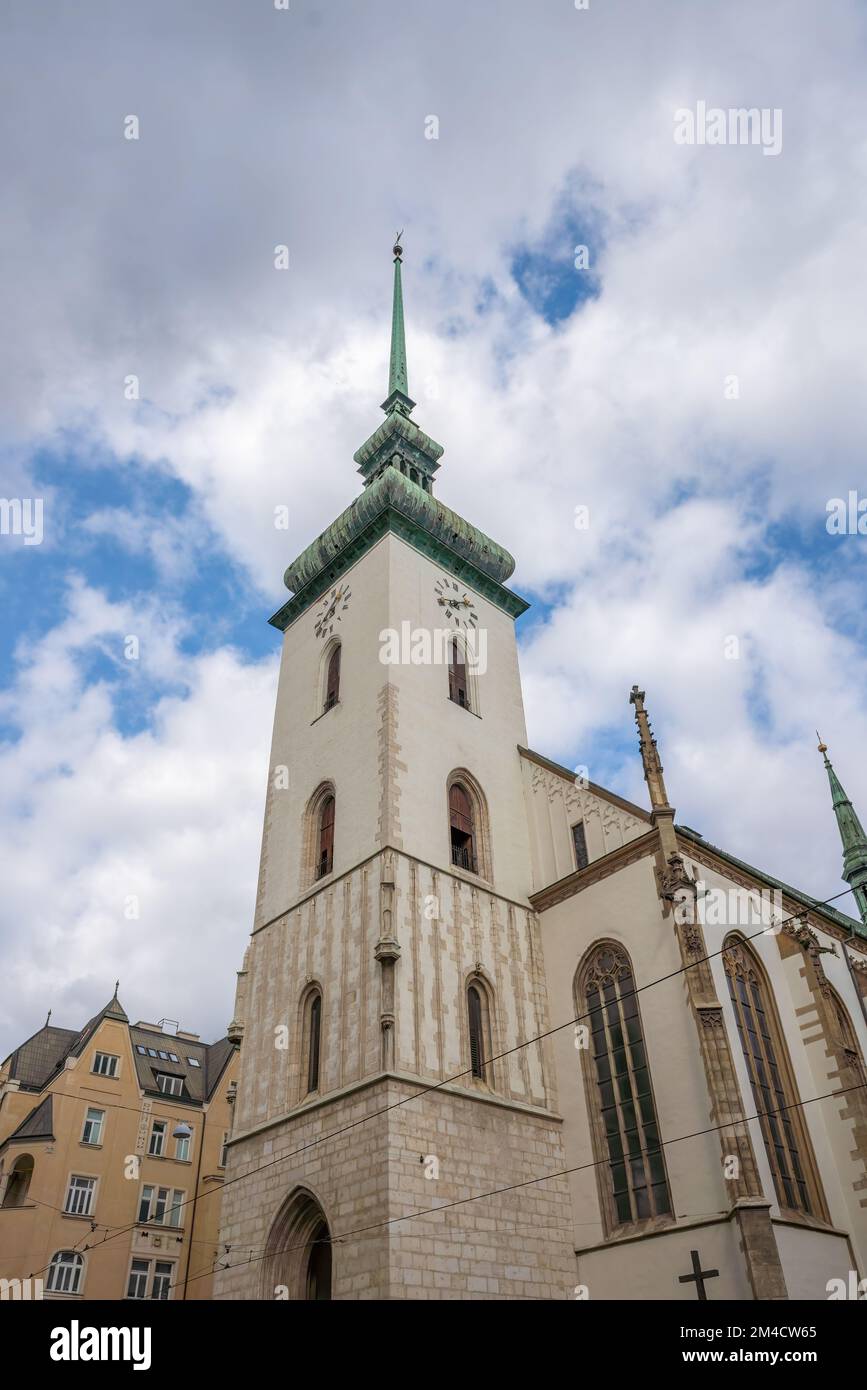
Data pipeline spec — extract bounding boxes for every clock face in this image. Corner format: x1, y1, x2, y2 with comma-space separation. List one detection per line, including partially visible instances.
314, 584, 352, 639
434, 576, 479, 629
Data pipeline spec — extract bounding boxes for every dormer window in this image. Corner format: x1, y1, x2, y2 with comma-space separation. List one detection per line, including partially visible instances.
156, 1074, 184, 1098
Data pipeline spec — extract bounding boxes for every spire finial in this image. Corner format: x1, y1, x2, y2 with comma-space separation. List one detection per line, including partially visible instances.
45, 1008, 52, 1028
382, 232, 415, 418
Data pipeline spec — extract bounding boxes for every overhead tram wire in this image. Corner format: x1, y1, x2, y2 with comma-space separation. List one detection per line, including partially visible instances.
187, 1082, 866, 1295
18, 883, 864, 1281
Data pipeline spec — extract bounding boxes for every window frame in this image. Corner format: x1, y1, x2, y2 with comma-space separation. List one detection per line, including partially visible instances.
571, 821, 589, 871
126, 1256, 177, 1301
722, 935, 828, 1220
64, 1174, 97, 1218
81, 1107, 105, 1146
576, 942, 673, 1235
92, 1052, 119, 1078
137, 1183, 186, 1228
46, 1250, 85, 1296
156, 1073, 184, 1098
148, 1119, 167, 1156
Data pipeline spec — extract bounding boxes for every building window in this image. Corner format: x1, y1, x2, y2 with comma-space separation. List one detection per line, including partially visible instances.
175, 1129, 192, 1162
579, 944, 672, 1229
64, 1175, 96, 1217
152, 1260, 174, 1300
136, 1044, 146, 1055
448, 638, 470, 711
168, 1053, 179, 1063
219, 1132, 229, 1168
723, 937, 824, 1216
127, 1258, 149, 1300
324, 644, 341, 711
467, 981, 494, 1083
92, 1052, 119, 1078
127, 1257, 175, 1301
449, 782, 477, 872
81, 1108, 105, 1146
188, 1057, 201, 1067
2, 1154, 34, 1208
572, 822, 589, 870
306, 992, 323, 1094
316, 795, 335, 879
148, 1120, 167, 1156
138, 1184, 185, 1227
46, 1251, 84, 1295
156, 1074, 184, 1098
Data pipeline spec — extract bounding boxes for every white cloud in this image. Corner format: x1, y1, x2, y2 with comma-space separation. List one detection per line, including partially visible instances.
1, 0, 866, 1050
0, 580, 276, 1054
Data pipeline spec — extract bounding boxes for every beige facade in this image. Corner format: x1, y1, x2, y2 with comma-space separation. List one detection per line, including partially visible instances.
0, 998, 237, 1301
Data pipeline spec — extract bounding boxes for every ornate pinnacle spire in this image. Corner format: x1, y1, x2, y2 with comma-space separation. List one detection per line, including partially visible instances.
630, 685, 672, 812
817, 735, 867, 926
382, 232, 416, 419
630, 684, 678, 857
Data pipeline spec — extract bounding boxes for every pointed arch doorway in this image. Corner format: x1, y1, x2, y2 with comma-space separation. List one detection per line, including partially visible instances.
263, 1188, 333, 1300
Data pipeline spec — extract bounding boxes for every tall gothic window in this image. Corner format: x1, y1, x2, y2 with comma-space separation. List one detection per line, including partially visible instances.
317, 795, 335, 879
306, 993, 322, 1094
722, 937, 821, 1216
448, 639, 470, 711
579, 944, 671, 1229
467, 981, 493, 1083
449, 782, 476, 872
324, 645, 341, 712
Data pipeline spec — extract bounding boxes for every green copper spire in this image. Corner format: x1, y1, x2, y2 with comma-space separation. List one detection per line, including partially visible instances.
382, 233, 416, 418
818, 735, 867, 926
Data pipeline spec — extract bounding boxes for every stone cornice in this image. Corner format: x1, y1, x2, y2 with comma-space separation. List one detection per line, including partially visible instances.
226, 1068, 564, 1151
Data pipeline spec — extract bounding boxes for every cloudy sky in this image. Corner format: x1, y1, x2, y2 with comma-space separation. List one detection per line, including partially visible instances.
1, 0, 865, 1058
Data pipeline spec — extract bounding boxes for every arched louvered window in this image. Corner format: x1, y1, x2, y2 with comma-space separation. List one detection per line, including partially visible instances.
579, 945, 672, 1229
723, 937, 823, 1215
449, 783, 476, 872
448, 639, 470, 711
468, 985, 485, 1079
324, 645, 341, 712
306, 993, 322, 1094
317, 796, 335, 879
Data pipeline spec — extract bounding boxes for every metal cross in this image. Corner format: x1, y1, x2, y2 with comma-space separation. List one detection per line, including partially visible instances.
678, 1249, 720, 1300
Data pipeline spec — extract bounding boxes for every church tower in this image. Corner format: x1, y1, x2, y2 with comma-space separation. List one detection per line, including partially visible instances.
216, 242, 577, 1300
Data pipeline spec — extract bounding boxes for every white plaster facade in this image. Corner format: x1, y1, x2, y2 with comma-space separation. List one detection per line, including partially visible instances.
217, 523, 867, 1301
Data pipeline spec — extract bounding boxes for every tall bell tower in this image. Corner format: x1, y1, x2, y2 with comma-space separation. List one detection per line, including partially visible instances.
217, 242, 576, 1301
